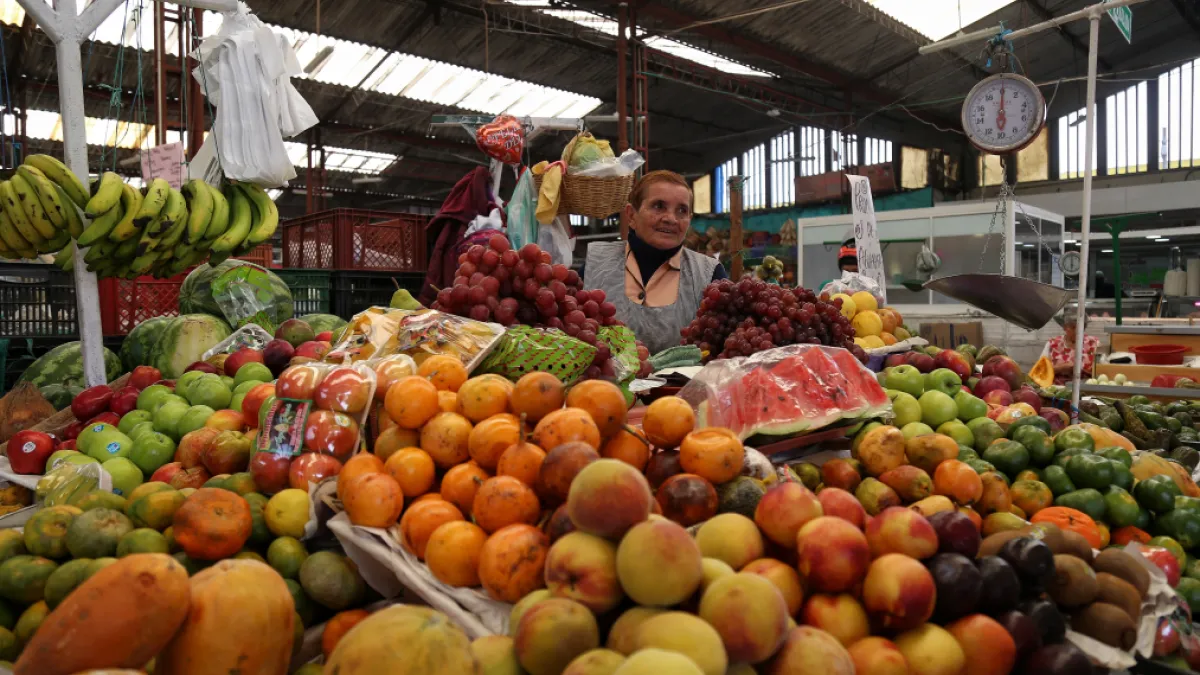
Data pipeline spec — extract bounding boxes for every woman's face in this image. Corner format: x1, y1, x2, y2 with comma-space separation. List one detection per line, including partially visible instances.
1064, 321, 1078, 341
626, 182, 692, 250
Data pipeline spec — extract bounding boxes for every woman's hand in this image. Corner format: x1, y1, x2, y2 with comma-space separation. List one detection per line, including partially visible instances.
1053, 361, 1074, 376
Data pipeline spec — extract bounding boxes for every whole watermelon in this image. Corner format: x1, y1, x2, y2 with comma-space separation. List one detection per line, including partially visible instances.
119, 316, 175, 371
149, 314, 233, 379
299, 313, 348, 334
17, 342, 123, 388
179, 260, 294, 323
39, 384, 84, 411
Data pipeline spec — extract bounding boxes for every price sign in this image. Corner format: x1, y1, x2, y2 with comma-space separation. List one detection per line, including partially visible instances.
845, 174, 886, 305
141, 141, 185, 189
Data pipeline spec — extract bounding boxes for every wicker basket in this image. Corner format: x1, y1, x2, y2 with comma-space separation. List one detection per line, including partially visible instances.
533, 172, 633, 219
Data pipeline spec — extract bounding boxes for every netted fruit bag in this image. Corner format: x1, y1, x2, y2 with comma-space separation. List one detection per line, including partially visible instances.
476, 326, 596, 385
326, 308, 504, 371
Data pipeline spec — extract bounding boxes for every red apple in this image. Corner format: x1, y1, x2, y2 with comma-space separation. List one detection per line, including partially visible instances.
243, 383, 277, 429
314, 368, 371, 415
933, 350, 972, 382
983, 356, 1024, 390
176, 428, 221, 469
71, 385, 113, 421
56, 439, 77, 451
201, 430, 254, 475
262, 339, 295, 377
87, 412, 121, 428
906, 352, 936, 373
884, 353, 909, 369
150, 461, 184, 484
249, 451, 292, 494
276, 364, 325, 401
1040, 407, 1069, 432
8, 430, 56, 474
294, 341, 332, 361
224, 348, 266, 377
982, 390, 1014, 407
289, 453, 343, 490
973, 375, 1011, 398
1012, 386, 1042, 412
185, 361, 220, 375
304, 410, 360, 461
1144, 546, 1182, 587
129, 365, 162, 390
110, 386, 141, 417
60, 421, 84, 441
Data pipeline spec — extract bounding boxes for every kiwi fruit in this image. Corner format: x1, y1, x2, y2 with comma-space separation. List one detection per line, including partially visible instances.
1056, 530, 1095, 563
1072, 602, 1137, 649
1096, 572, 1143, 621
979, 530, 1026, 558
1092, 548, 1150, 599
1046, 555, 1098, 608
1022, 523, 1067, 555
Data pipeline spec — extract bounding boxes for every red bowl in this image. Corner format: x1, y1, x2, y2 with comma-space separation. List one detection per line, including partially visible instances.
1131, 344, 1189, 365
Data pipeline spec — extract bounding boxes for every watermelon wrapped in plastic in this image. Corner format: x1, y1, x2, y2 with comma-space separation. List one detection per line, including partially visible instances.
680, 343, 892, 441
478, 326, 596, 385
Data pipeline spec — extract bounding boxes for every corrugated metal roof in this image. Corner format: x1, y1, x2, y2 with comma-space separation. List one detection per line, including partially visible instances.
866, 0, 1020, 41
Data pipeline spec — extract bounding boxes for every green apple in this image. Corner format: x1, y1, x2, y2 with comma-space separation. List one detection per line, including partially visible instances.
901, 422, 935, 440
176, 371, 208, 402
231, 393, 247, 413
62, 454, 100, 468
919, 390, 959, 428
924, 368, 963, 398
876, 372, 889, 387
136, 385, 173, 413
966, 417, 1006, 451
954, 391, 989, 422
153, 394, 188, 414
188, 378, 232, 411
46, 449, 82, 472
885, 365, 924, 399
83, 426, 134, 462
890, 391, 923, 428
233, 363, 273, 387
177, 405, 216, 438
153, 401, 191, 440
130, 432, 177, 476
937, 420, 975, 448
117, 410, 153, 436
101, 457, 144, 498
233, 380, 261, 396
128, 422, 156, 442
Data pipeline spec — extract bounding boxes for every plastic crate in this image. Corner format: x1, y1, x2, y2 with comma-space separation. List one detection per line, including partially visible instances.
98, 273, 187, 335
331, 271, 425, 320
0, 263, 79, 337
276, 269, 332, 316
233, 243, 276, 269
282, 209, 427, 272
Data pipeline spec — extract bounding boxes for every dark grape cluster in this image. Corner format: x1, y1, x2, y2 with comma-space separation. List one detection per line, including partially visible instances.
433, 234, 654, 379
681, 278, 868, 363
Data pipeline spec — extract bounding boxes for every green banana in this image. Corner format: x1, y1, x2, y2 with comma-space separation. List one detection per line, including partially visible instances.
135, 178, 170, 225
114, 234, 141, 261
211, 184, 252, 253
107, 184, 144, 243
16, 165, 68, 231
0, 181, 47, 246
53, 243, 75, 271
182, 179, 214, 244
239, 182, 279, 245
9, 173, 57, 240
0, 234, 14, 259
0, 210, 35, 258
84, 237, 118, 265
24, 154, 89, 209
53, 184, 84, 239
77, 200, 125, 247
130, 249, 160, 276
203, 182, 230, 240
85, 172, 124, 217
37, 229, 71, 255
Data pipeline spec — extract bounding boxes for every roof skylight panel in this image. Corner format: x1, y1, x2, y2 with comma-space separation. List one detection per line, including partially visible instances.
864, 0, 1019, 41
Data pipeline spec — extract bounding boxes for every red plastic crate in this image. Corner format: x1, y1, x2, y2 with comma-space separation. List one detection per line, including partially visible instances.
282, 209, 427, 271
234, 243, 276, 269
99, 273, 187, 335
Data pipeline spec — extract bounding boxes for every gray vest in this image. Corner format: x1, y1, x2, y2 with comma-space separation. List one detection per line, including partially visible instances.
584, 241, 717, 354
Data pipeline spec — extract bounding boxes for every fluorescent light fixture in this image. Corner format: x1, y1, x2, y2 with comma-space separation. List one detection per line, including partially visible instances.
351, 176, 385, 184
1158, 238, 1170, 242
1102, 249, 1113, 253
1146, 235, 1160, 239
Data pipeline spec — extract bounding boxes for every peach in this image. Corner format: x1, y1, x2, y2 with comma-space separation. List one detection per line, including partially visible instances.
698, 558, 735, 596
800, 594, 870, 647
508, 589, 551, 637
694, 513, 764, 570
563, 648, 626, 675
865, 507, 939, 559
742, 558, 805, 617
566, 458, 653, 539
698, 573, 789, 664
204, 409, 246, 432
614, 649, 704, 675
894, 624, 966, 675
817, 487, 868, 529
754, 482, 823, 548
763, 626, 855, 675
605, 607, 665, 655
634, 612, 728, 675
796, 516, 870, 593
544, 532, 624, 614
856, 425, 907, 476
821, 458, 862, 492
847, 637, 911, 675
176, 427, 220, 468
878, 465, 934, 502
945, 614, 1016, 675
615, 519, 702, 606
862, 554, 937, 632
514, 598, 600, 675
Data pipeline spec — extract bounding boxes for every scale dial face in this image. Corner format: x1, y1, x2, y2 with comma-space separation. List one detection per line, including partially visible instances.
1060, 251, 1082, 277
962, 73, 1046, 154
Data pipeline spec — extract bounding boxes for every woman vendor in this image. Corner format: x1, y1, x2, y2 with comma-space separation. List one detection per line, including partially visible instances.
582, 170, 727, 353
1042, 308, 1101, 384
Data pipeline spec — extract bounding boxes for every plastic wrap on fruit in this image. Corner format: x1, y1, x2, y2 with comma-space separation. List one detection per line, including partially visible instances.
201, 323, 275, 361
818, 271, 884, 305
35, 462, 111, 506
327, 307, 504, 369
211, 264, 287, 333
257, 362, 377, 470
369, 354, 418, 403
678, 343, 892, 441
477, 325, 596, 385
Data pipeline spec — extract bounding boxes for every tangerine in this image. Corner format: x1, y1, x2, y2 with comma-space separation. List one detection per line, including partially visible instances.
642, 396, 695, 449
532, 407, 602, 451
601, 427, 651, 471
398, 499, 463, 559
322, 609, 371, 660
497, 442, 546, 487
337, 453, 386, 501
477, 524, 549, 603
374, 426, 420, 462
468, 415, 523, 470
384, 447, 436, 497
342, 473, 404, 528
384, 376, 440, 430
679, 428, 745, 484
440, 461, 491, 515
425, 521, 487, 587
418, 355, 468, 392
472, 476, 541, 534
437, 391, 458, 413
565, 380, 627, 440
420, 412, 473, 468
376, 406, 397, 434
510, 372, 565, 423
457, 375, 514, 423
413, 493, 443, 504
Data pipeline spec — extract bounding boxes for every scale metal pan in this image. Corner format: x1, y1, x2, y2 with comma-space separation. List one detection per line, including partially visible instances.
923, 274, 1073, 331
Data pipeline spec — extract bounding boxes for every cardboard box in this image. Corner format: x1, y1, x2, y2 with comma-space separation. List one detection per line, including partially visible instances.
919, 322, 984, 349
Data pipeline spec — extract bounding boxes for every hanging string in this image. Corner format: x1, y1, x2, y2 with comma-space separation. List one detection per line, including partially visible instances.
98, 0, 133, 170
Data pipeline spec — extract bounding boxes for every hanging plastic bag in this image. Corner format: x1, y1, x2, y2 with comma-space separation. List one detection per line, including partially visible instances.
538, 216, 573, 267
507, 169, 539, 251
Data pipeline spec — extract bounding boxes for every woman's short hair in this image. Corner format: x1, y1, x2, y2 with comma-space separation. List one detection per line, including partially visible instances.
628, 170, 692, 210
1056, 308, 1085, 327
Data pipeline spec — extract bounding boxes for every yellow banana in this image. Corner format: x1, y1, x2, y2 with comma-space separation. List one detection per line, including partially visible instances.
211, 184, 251, 254
9, 174, 57, 240
203, 182, 230, 240
107, 184, 144, 243
16, 165, 68, 231
239, 183, 279, 245
0, 235, 12, 259
182, 179, 214, 244
135, 178, 170, 225
52, 184, 84, 239
145, 187, 185, 237
0, 181, 47, 246
77, 201, 125, 247
0, 211, 35, 258
85, 172, 124, 217
24, 154, 88, 209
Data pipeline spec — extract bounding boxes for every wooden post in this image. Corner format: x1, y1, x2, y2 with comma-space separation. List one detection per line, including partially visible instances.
729, 175, 744, 280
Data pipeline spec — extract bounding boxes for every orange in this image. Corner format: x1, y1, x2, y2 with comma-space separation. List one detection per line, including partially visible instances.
384, 447, 437, 498
342, 473, 404, 528
440, 461, 490, 516
384, 376, 440, 430
425, 521, 487, 587
337, 453, 386, 501
398, 499, 463, 559
418, 355, 468, 392
564, 380, 627, 440
437, 391, 458, 413
509, 372, 565, 423
322, 609, 371, 660
468, 415, 523, 470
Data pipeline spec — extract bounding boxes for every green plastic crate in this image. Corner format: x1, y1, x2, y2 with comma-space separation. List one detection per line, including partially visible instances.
276, 269, 333, 316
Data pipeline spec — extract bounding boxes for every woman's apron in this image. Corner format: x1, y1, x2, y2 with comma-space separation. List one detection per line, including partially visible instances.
584, 241, 716, 354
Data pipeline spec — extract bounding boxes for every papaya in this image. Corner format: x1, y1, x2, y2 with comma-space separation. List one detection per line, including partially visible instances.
12, 553, 190, 675
324, 605, 477, 674
1029, 356, 1054, 388
157, 559, 295, 675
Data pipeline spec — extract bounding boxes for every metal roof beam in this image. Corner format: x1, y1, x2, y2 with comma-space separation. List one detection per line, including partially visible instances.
1024, 0, 1114, 71
1168, 0, 1200, 41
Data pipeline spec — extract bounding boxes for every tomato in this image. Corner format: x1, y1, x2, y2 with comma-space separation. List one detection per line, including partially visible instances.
249, 452, 291, 494
71, 385, 113, 421
288, 452, 343, 490
110, 386, 141, 417
304, 410, 360, 461
8, 430, 56, 474
129, 365, 163, 390
314, 368, 371, 415
277, 365, 325, 401
1155, 616, 1182, 657
1144, 546, 1183, 587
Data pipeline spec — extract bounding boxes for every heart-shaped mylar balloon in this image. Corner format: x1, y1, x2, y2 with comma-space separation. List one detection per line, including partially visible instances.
475, 114, 525, 165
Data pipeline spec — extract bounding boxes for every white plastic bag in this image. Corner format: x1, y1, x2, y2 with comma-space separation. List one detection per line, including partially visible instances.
506, 169, 539, 251
537, 216, 573, 267
572, 149, 646, 177
819, 271, 884, 303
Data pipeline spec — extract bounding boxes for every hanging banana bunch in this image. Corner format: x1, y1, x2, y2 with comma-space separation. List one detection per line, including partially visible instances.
3, 154, 279, 279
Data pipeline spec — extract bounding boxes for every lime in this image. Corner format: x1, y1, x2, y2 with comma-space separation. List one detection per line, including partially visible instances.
129, 432, 176, 476
101, 458, 144, 498
267, 536, 309, 579
234, 362, 273, 387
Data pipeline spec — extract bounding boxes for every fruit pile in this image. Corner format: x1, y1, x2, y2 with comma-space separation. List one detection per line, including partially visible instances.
679, 278, 868, 363
824, 290, 910, 350
430, 235, 652, 379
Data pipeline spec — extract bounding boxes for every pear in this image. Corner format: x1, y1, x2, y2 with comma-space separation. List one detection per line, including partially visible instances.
390, 288, 423, 310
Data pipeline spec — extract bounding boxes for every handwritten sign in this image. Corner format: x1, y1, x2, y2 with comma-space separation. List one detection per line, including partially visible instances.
141, 142, 185, 189
846, 174, 886, 305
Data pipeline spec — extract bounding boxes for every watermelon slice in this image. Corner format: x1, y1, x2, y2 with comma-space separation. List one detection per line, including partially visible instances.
731, 368, 811, 440
826, 348, 890, 412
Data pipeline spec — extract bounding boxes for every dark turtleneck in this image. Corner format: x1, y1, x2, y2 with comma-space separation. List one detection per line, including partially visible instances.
628, 229, 683, 287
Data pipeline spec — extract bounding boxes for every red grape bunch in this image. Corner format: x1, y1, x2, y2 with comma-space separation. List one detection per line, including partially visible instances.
680, 278, 867, 363
432, 234, 654, 379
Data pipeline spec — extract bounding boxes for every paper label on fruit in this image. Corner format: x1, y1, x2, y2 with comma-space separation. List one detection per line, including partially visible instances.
258, 398, 312, 457
20, 442, 34, 454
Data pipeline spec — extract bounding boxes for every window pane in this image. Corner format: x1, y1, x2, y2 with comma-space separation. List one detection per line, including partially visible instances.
1057, 107, 1097, 179
1017, 128, 1049, 182
1159, 58, 1199, 169
771, 130, 796, 207
742, 145, 767, 210
798, 126, 826, 177
977, 153, 1004, 187
1106, 82, 1148, 174
901, 146, 929, 189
